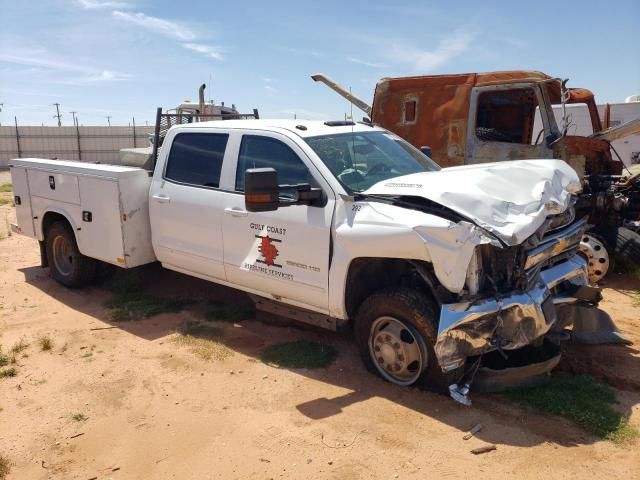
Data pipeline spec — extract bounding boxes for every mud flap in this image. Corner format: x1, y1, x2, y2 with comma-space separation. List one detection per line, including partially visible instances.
557, 304, 633, 345
39, 240, 48, 268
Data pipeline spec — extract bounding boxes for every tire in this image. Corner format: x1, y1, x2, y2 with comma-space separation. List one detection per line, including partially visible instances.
615, 227, 640, 267
354, 288, 464, 391
45, 221, 97, 288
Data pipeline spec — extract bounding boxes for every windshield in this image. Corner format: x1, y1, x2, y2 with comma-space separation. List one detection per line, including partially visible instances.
305, 130, 440, 192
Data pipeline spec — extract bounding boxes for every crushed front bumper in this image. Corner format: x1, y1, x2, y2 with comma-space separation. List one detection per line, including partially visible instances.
435, 255, 590, 373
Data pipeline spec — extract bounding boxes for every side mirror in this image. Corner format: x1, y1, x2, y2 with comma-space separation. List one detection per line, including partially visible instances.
245, 168, 280, 212
420, 145, 432, 157
244, 168, 325, 213
545, 132, 560, 147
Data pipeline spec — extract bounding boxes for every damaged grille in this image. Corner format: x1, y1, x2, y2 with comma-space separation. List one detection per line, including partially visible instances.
477, 203, 585, 294
478, 244, 520, 292
524, 217, 586, 271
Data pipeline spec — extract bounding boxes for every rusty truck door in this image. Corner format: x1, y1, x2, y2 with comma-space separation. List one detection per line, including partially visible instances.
465, 83, 556, 165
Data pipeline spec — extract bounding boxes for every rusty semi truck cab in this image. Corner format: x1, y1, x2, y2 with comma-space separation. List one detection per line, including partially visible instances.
370, 71, 621, 177
312, 70, 640, 281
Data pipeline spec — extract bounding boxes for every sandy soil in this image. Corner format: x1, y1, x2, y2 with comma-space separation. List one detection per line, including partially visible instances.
1, 192, 639, 479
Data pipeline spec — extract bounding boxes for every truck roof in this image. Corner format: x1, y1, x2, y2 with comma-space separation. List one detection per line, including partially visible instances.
376, 70, 553, 89
175, 119, 381, 138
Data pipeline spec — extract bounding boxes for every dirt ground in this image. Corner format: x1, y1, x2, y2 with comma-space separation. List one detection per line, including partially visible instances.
1, 170, 639, 479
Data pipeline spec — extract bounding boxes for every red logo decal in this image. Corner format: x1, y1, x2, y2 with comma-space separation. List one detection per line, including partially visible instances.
257, 235, 281, 267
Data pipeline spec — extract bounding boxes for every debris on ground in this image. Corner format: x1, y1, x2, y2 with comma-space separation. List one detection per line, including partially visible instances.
471, 444, 497, 455
463, 423, 483, 440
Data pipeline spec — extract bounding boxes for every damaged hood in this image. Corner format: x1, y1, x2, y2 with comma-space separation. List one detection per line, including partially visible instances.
365, 159, 581, 245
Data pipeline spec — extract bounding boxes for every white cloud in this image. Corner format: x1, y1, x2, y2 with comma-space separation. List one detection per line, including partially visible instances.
78, 0, 132, 9
112, 10, 195, 41
182, 43, 224, 61
0, 46, 131, 84
385, 30, 475, 72
0, 47, 89, 73
347, 57, 387, 69
262, 77, 277, 96
62, 70, 132, 85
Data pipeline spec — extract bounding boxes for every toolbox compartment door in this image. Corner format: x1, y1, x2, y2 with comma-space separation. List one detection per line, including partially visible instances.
28, 169, 81, 205
9, 167, 36, 237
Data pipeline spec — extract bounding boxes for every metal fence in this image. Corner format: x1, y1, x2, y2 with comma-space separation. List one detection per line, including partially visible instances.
0, 121, 154, 167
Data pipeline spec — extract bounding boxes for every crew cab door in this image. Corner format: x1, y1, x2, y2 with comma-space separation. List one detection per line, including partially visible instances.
221, 132, 334, 312
149, 131, 230, 280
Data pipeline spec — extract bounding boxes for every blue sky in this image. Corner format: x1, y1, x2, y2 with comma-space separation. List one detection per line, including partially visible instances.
1, 0, 638, 126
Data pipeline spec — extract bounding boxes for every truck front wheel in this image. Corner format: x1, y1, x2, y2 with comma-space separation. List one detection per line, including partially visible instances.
354, 288, 463, 390
45, 221, 97, 288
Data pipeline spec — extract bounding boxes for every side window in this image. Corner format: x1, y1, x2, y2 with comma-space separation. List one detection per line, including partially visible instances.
475, 88, 539, 144
235, 135, 312, 192
404, 99, 417, 123
165, 133, 229, 187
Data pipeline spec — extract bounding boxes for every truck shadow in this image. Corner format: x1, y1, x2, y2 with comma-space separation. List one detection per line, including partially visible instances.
19, 263, 640, 449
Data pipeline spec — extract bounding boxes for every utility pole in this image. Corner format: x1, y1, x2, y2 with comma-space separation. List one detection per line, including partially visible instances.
0, 103, 3, 126
105, 116, 112, 127
53, 103, 62, 126
69, 111, 78, 126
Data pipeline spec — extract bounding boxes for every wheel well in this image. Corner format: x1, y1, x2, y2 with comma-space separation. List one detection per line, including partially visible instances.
344, 258, 444, 320
42, 212, 72, 238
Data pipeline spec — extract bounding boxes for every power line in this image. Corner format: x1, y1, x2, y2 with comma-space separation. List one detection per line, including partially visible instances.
53, 103, 62, 127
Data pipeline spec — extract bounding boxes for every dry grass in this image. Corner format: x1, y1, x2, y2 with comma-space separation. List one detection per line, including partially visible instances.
38, 335, 53, 351
71, 413, 87, 422
10, 338, 28, 355
0, 348, 11, 367
0, 454, 10, 480
172, 323, 232, 361
0, 368, 17, 378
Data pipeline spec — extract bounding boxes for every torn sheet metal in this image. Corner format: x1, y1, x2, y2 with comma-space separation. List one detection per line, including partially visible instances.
435, 254, 591, 372
591, 118, 640, 143
366, 158, 581, 245
435, 280, 553, 372
334, 200, 484, 294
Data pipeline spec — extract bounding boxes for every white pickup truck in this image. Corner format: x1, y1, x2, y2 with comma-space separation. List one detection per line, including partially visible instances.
9, 119, 597, 394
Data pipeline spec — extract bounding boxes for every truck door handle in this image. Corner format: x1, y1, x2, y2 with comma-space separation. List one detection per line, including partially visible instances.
224, 207, 248, 217
152, 194, 171, 204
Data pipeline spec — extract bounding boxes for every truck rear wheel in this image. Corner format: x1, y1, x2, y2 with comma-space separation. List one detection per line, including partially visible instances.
354, 288, 463, 391
615, 227, 640, 267
45, 221, 97, 288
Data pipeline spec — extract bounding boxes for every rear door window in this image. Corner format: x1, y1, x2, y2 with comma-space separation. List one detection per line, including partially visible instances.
165, 133, 229, 188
